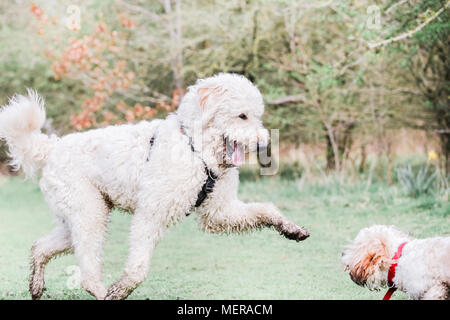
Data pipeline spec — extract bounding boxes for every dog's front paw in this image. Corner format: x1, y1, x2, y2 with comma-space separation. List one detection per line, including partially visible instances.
275, 222, 310, 242
30, 282, 45, 300
104, 279, 134, 300
29, 268, 45, 300
104, 283, 125, 300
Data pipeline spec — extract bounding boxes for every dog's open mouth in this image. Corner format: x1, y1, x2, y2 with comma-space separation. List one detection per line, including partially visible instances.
224, 138, 245, 167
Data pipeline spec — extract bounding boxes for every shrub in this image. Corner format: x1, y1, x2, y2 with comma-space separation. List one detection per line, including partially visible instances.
396, 163, 437, 198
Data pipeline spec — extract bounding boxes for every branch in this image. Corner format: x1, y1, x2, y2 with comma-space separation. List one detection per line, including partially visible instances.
367, 1, 449, 49
117, 0, 162, 23
385, 0, 408, 14
356, 87, 422, 95
294, 0, 334, 9
267, 94, 312, 105
337, 55, 367, 75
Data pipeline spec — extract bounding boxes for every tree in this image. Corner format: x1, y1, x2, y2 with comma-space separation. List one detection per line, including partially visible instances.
378, 0, 450, 174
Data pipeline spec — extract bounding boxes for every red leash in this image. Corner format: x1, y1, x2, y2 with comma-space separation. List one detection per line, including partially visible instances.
383, 241, 407, 300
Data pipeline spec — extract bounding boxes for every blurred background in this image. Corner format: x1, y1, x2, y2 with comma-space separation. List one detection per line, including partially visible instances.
0, 0, 449, 193
0, 0, 448, 300
0, 0, 449, 185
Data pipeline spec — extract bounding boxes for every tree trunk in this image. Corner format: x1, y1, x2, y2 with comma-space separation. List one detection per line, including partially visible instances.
359, 144, 367, 173
326, 132, 335, 170
325, 130, 339, 171
341, 122, 355, 163
441, 133, 450, 176
324, 121, 354, 172
164, 0, 183, 92
386, 141, 394, 185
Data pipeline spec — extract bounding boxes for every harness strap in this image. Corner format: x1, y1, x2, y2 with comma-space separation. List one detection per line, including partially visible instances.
179, 123, 218, 209
146, 136, 156, 161
146, 123, 219, 214
195, 168, 218, 207
383, 241, 407, 300
383, 287, 396, 301
179, 124, 195, 152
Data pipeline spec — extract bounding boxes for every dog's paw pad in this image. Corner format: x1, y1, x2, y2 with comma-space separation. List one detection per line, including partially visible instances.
279, 223, 310, 242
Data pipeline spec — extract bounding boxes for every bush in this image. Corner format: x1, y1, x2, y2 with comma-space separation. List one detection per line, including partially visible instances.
396, 163, 437, 198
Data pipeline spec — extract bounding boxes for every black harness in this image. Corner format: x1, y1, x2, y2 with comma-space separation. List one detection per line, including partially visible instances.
147, 124, 218, 213
179, 124, 218, 208
194, 167, 217, 207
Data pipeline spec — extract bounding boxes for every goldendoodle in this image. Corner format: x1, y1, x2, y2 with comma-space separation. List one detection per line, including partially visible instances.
342, 225, 449, 300
0, 73, 309, 300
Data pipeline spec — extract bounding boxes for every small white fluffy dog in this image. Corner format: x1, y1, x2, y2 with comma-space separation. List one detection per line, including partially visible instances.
342, 225, 450, 300
0, 73, 309, 300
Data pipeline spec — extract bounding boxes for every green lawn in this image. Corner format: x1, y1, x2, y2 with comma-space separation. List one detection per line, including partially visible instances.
0, 176, 448, 300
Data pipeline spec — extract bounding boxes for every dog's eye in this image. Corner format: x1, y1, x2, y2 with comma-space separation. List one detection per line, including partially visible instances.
239, 113, 248, 120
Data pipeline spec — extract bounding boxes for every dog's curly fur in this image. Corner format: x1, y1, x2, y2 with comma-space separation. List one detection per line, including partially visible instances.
0, 73, 309, 300
342, 225, 450, 300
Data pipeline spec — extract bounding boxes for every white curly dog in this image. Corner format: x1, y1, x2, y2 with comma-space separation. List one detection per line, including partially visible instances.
342, 225, 450, 300
0, 73, 309, 300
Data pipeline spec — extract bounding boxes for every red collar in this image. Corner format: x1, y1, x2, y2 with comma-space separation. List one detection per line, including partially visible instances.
383, 241, 408, 300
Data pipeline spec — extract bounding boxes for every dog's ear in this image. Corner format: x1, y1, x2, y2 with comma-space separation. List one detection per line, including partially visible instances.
197, 87, 224, 109
347, 237, 391, 287
350, 251, 378, 286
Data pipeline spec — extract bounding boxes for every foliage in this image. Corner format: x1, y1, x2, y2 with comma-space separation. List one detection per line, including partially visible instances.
381, 0, 450, 173
28, 2, 168, 130
0, 0, 448, 175
396, 163, 438, 197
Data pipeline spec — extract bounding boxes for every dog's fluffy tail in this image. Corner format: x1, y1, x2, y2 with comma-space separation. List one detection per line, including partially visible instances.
0, 89, 56, 178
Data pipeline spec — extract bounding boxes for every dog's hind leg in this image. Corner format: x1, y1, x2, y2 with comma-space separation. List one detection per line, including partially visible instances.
41, 177, 111, 300
67, 186, 111, 300
104, 210, 165, 300
29, 223, 72, 300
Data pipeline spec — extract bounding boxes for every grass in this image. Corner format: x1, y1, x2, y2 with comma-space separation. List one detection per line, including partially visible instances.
0, 175, 448, 300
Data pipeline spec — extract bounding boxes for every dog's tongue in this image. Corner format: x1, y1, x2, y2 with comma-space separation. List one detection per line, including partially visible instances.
232, 142, 244, 167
